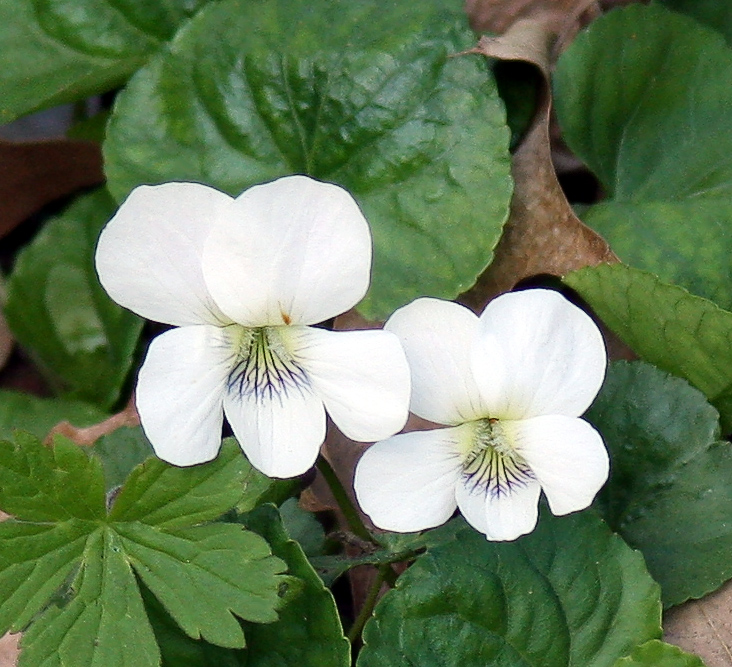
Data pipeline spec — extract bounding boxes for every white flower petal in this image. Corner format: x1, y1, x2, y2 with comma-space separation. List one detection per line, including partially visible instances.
136, 325, 233, 466
293, 327, 410, 442
95, 182, 232, 326
385, 298, 487, 425
472, 289, 607, 419
202, 176, 372, 326
354, 428, 463, 532
224, 383, 326, 478
506, 414, 609, 516
456, 477, 541, 541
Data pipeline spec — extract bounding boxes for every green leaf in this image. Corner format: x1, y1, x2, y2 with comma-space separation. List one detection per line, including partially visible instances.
0, 431, 106, 521
20, 527, 160, 667
358, 512, 661, 667
278, 497, 326, 557
4, 188, 143, 409
661, 0, 732, 47
0, 0, 208, 123
104, 0, 512, 319
109, 439, 250, 528
554, 4, 732, 310
117, 522, 289, 648
0, 432, 290, 664
613, 640, 707, 667
564, 263, 732, 430
587, 361, 732, 607
242, 504, 350, 667
0, 390, 106, 442
90, 425, 154, 491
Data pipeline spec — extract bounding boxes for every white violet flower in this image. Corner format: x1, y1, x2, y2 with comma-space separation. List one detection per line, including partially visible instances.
354, 289, 609, 541
96, 175, 411, 478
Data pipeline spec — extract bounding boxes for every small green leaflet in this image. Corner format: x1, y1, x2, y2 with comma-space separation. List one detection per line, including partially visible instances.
0, 434, 290, 666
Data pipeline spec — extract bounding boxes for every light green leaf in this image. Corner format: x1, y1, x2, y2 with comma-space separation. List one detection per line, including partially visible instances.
109, 438, 251, 528
242, 504, 350, 667
0, 430, 106, 521
564, 263, 732, 430
104, 0, 512, 319
358, 512, 661, 667
587, 361, 732, 607
0, 432, 290, 664
0, 390, 106, 442
0, 520, 90, 634
554, 3, 732, 310
0, 0, 208, 123
4, 188, 143, 409
19, 527, 160, 667
613, 640, 707, 667
117, 522, 288, 648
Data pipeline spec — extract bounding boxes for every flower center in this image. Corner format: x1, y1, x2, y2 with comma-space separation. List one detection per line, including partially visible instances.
461, 418, 535, 499
227, 326, 309, 401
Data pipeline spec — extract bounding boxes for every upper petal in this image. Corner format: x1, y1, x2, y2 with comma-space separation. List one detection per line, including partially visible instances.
136, 325, 233, 466
95, 182, 233, 326
294, 327, 410, 442
202, 176, 372, 327
385, 298, 488, 425
472, 289, 607, 419
505, 414, 609, 516
455, 476, 541, 541
354, 428, 463, 533
224, 382, 326, 479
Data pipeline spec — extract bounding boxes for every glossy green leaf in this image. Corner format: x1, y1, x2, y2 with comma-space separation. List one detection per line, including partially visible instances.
4, 188, 143, 409
358, 512, 661, 666
242, 505, 350, 667
0, 0, 208, 123
0, 390, 106, 442
613, 640, 707, 667
0, 432, 289, 664
0, 431, 106, 521
588, 361, 732, 607
565, 263, 732, 430
555, 4, 732, 310
109, 439, 250, 528
104, 0, 512, 319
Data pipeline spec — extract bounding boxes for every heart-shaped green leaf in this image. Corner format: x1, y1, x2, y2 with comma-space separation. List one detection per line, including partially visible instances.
104, 0, 512, 319
555, 3, 732, 310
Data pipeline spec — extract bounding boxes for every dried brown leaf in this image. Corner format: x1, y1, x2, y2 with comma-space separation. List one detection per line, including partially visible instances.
665, 580, 732, 667
459, 13, 618, 313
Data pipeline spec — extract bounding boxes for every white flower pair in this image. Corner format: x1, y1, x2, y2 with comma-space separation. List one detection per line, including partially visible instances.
96, 175, 609, 541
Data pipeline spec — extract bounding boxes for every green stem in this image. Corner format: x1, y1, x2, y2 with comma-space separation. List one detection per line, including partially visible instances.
316, 455, 372, 543
348, 564, 390, 644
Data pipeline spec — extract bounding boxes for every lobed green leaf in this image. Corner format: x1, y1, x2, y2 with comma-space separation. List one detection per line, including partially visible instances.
358, 512, 661, 666
103, 0, 512, 319
109, 439, 250, 528
0, 431, 106, 521
555, 4, 732, 310
588, 361, 732, 607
